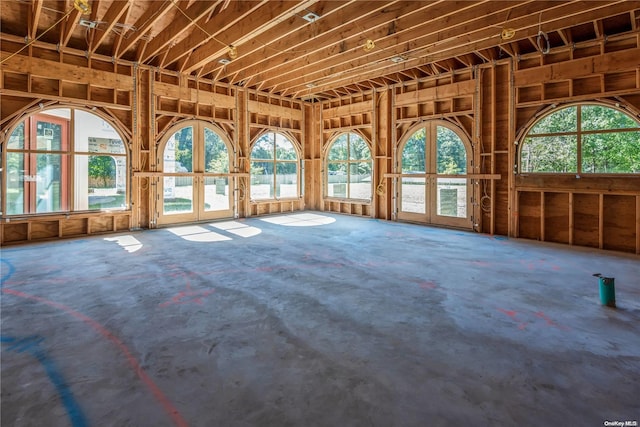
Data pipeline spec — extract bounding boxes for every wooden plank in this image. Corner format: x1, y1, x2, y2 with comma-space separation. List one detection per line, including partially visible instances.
637, 195, 640, 254
383, 173, 501, 179
90, 0, 131, 54
141, 1, 220, 63
568, 192, 574, 245
322, 100, 372, 119
540, 191, 545, 242
395, 80, 476, 107
599, 193, 604, 249
153, 81, 235, 108
248, 100, 303, 121
514, 47, 640, 86
0, 88, 131, 110
0, 53, 133, 91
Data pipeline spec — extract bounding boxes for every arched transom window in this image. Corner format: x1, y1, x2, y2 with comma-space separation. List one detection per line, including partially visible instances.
520, 104, 640, 174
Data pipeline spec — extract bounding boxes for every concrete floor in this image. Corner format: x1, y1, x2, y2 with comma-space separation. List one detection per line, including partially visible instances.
1, 212, 639, 427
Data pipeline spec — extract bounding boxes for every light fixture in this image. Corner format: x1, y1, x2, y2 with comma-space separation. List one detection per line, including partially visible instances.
73, 0, 91, 14
79, 19, 97, 29
228, 45, 238, 59
219, 58, 231, 65
500, 28, 516, 40
302, 11, 321, 22
363, 39, 375, 52
306, 82, 316, 88
390, 55, 408, 63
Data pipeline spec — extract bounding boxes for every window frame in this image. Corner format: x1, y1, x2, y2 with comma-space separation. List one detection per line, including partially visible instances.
249, 131, 301, 201
324, 131, 373, 202
2, 107, 129, 217
518, 102, 640, 176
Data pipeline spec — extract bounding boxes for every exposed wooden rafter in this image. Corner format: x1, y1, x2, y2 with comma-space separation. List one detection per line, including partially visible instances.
1, 0, 638, 101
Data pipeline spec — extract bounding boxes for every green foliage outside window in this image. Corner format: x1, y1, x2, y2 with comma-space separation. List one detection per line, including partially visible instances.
520, 104, 640, 174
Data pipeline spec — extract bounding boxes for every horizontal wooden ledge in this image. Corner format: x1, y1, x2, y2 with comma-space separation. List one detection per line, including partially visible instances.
249, 198, 304, 204
515, 187, 640, 196
133, 172, 250, 177
0, 89, 132, 111
1, 210, 131, 223
154, 109, 234, 123
383, 173, 501, 179
515, 86, 640, 108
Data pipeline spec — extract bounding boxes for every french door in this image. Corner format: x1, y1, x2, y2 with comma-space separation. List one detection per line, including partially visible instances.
157, 122, 234, 225
397, 121, 472, 228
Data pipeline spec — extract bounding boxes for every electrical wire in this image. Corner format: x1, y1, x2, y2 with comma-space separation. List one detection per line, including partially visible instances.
169, 0, 227, 49
1, 7, 74, 65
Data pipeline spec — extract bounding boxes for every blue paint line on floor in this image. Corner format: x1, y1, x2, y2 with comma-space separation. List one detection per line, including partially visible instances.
1, 258, 16, 286
1, 335, 88, 427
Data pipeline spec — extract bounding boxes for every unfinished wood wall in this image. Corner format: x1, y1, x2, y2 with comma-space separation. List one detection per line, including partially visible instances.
0, 48, 305, 244
1, 34, 639, 253
512, 32, 640, 253
319, 92, 374, 217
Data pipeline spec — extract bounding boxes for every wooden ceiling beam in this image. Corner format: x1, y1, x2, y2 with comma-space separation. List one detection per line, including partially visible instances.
302, 1, 637, 99
198, 0, 361, 80
116, 0, 173, 59
282, 0, 631, 97
60, 2, 83, 48
557, 28, 572, 45
140, 0, 221, 63
182, 0, 319, 74
111, 2, 134, 58
160, 1, 267, 69
260, 0, 545, 92
90, 0, 131, 54
84, 0, 101, 53
594, 19, 604, 38
29, 0, 44, 41
249, 0, 491, 89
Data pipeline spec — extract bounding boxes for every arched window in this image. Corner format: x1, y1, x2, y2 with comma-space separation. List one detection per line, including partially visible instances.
325, 132, 372, 200
520, 104, 640, 174
3, 108, 127, 215
250, 132, 299, 200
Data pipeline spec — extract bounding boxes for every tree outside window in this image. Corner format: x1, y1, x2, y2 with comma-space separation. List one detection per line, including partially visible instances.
520, 104, 640, 174
250, 132, 299, 200
3, 108, 127, 215
326, 133, 372, 200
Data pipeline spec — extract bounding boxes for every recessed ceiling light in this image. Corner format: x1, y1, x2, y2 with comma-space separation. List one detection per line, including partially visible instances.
390, 55, 408, 63
302, 12, 321, 22
219, 58, 231, 65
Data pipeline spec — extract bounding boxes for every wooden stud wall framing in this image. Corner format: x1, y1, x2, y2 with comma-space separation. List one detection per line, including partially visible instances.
1, 27, 639, 253
246, 90, 305, 216
512, 32, 640, 254
320, 92, 375, 217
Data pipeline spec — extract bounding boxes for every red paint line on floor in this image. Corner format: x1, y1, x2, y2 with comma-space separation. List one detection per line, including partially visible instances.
2, 288, 189, 427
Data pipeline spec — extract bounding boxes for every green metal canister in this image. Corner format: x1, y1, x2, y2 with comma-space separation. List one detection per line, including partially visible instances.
596, 276, 616, 308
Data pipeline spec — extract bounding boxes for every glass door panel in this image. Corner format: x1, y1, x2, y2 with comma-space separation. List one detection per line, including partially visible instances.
401, 177, 426, 214
436, 177, 466, 218
203, 177, 230, 212
163, 177, 194, 215
432, 125, 470, 227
